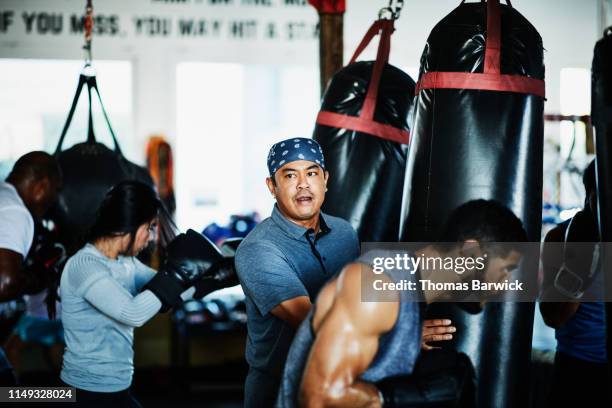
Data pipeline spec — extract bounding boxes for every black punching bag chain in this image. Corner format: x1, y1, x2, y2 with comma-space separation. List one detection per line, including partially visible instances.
379, 0, 404, 20
83, 0, 93, 66
54, 0, 122, 155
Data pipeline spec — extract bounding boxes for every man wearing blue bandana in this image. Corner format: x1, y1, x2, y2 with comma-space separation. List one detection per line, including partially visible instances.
235, 137, 360, 407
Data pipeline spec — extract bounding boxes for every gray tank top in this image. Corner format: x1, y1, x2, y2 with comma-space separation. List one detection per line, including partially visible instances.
276, 251, 422, 407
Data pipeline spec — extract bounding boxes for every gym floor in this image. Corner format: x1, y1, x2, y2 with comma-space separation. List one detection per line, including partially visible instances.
18, 364, 246, 407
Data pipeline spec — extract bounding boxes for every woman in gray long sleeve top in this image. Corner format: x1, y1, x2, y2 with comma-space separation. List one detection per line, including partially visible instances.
58, 181, 186, 406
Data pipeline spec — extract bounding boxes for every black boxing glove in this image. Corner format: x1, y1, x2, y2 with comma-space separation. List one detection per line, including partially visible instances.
144, 229, 224, 312
376, 352, 475, 408
553, 210, 599, 299
22, 241, 67, 295
219, 237, 242, 257
193, 238, 243, 299
193, 258, 240, 299
376, 375, 458, 407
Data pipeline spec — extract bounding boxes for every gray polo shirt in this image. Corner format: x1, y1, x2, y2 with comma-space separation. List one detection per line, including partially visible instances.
235, 205, 359, 379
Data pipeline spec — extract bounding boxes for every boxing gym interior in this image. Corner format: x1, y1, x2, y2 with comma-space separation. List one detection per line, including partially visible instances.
1, 0, 612, 407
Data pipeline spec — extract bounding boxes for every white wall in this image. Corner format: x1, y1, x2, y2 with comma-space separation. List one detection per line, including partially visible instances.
0, 0, 602, 223
0, 0, 320, 165
0, 0, 601, 141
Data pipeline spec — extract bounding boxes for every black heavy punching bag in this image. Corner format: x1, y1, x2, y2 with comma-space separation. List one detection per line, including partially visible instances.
592, 28, 612, 375
49, 70, 154, 254
400, 1, 544, 407
314, 19, 415, 242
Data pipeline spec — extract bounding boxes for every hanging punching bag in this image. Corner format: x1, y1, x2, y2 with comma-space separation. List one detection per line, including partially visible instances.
313, 19, 414, 242
49, 69, 154, 254
400, 1, 544, 407
591, 27, 612, 374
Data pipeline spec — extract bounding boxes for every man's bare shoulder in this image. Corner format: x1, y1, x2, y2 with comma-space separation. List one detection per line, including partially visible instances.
314, 262, 399, 336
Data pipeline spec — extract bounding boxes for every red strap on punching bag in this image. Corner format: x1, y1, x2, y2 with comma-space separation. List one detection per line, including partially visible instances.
415, 0, 545, 97
308, 0, 346, 14
316, 19, 410, 145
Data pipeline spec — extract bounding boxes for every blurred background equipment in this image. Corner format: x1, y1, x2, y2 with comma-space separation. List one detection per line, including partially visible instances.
146, 135, 176, 216
202, 213, 260, 246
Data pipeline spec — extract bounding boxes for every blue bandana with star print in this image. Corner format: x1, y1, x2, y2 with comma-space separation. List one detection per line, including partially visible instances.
267, 137, 326, 176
